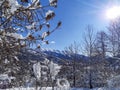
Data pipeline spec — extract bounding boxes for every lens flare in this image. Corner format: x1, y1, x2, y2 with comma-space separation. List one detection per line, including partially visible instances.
106, 6, 120, 20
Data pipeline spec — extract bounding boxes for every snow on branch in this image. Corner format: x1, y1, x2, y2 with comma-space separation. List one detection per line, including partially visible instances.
0, 0, 61, 49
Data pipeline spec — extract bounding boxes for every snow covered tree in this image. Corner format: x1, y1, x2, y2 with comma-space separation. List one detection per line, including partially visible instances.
82, 25, 96, 89
0, 0, 61, 88
0, 0, 61, 61
107, 18, 120, 56
63, 41, 80, 87
83, 25, 96, 58
94, 31, 108, 59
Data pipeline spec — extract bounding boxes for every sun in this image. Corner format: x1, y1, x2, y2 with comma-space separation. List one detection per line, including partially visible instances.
106, 6, 120, 20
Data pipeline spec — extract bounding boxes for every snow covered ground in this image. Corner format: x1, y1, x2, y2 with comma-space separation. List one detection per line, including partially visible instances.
1, 87, 120, 90
72, 88, 120, 90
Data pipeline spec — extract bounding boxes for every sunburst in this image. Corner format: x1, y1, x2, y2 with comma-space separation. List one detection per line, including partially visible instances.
106, 6, 120, 20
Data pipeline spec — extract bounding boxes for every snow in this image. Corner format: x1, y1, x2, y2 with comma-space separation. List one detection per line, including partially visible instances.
8, 0, 21, 14
0, 74, 15, 83
14, 56, 19, 61
1, 0, 42, 17
49, 0, 57, 7
107, 75, 120, 88
42, 32, 49, 39
32, 0, 39, 6
2, 87, 120, 90
0, 74, 9, 81
71, 88, 120, 90
6, 32, 24, 39
26, 22, 36, 30
33, 62, 41, 80
45, 10, 54, 20
4, 59, 9, 64
48, 61, 61, 80
33, 58, 61, 81
24, 0, 42, 9
46, 10, 54, 17
57, 78, 70, 89
43, 58, 50, 65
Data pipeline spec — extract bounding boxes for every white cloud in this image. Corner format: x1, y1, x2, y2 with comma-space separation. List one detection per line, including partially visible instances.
50, 41, 55, 44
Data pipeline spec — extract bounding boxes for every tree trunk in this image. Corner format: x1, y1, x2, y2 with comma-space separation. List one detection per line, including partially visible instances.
89, 72, 93, 89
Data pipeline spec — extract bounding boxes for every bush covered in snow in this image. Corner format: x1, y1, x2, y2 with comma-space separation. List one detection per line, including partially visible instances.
107, 75, 120, 89
32, 58, 70, 89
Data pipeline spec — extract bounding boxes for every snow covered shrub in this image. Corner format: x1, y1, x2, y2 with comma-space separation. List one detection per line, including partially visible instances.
32, 58, 70, 90
33, 62, 41, 80
33, 58, 61, 86
0, 74, 15, 89
107, 75, 120, 89
57, 78, 70, 90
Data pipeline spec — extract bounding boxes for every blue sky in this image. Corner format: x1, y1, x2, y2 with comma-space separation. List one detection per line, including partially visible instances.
42, 0, 120, 50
